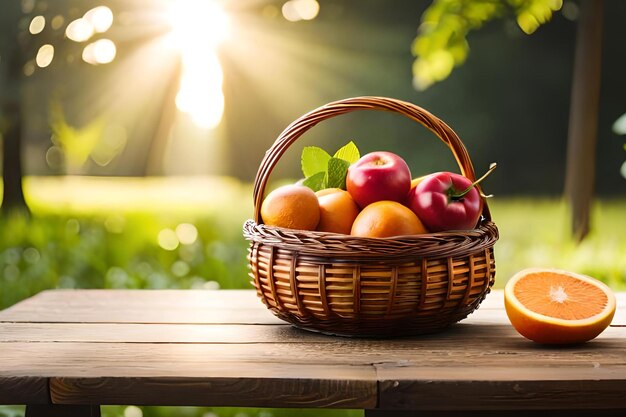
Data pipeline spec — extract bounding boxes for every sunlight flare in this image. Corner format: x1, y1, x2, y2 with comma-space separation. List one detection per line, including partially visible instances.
166, 1, 230, 129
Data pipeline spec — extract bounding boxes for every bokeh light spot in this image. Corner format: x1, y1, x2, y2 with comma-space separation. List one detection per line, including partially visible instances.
106, 267, 129, 288
66, 218, 81, 235
158, 229, 179, 251
124, 406, 143, 417
282, 0, 320, 22
45, 145, 64, 169
29, 15, 45, 34
82, 39, 117, 65
23, 247, 41, 264
203, 281, 220, 290
51, 15, 65, 30
175, 223, 198, 245
21, 0, 35, 14
59, 275, 77, 288
36, 44, 54, 68
66, 18, 95, 42
171, 260, 190, 277
612, 113, 626, 135
561, 2, 579, 21
23, 60, 36, 76
84, 6, 114, 33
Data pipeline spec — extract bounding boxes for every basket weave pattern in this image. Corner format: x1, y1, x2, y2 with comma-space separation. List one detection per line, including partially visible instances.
243, 97, 498, 337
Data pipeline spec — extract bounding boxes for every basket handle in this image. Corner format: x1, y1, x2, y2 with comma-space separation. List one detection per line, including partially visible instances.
253, 96, 489, 223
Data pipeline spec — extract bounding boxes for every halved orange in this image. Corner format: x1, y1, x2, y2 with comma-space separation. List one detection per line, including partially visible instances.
504, 268, 616, 345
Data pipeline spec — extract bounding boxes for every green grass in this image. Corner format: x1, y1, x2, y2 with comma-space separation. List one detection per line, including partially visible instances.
489, 198, 626, 290
1, 177, 625, 417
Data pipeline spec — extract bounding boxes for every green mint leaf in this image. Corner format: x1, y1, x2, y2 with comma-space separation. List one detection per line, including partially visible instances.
326, 157, 350, 189
302, 171, 327, 192
301, 146, 331, 178
333, 141, 360, 164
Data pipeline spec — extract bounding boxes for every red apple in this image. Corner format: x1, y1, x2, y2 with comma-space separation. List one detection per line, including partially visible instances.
346, 151, 412, 208
406, 164, 496, 232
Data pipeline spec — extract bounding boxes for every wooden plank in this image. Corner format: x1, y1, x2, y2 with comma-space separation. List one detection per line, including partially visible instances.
1, 337, 625, 377
0, 376, 49, 404
0, 342, 375, 378
1, 320, 623, 344
1, 337, 624, 408
50, 377, 376, 408
0, 290, 283, 325
0, 323, 329, 344
377, 367, 626, 410
2, 290, 623, 325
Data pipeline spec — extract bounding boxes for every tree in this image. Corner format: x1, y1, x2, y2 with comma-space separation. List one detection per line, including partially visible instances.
412, 0, 601, 241
0, 1, 29, 214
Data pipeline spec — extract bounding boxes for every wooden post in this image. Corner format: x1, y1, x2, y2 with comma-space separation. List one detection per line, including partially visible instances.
564, 0, 604, 242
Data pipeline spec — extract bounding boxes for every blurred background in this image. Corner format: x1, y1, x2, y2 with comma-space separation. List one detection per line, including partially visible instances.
1, 0, 625, 416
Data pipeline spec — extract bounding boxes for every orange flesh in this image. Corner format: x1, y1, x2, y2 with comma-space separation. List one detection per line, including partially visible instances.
513, 272, 608, 320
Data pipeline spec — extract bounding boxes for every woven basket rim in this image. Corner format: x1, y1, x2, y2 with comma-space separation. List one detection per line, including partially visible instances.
244, 218, 498, 260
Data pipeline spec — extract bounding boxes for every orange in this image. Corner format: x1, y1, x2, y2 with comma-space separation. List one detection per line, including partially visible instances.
351, 200, 428, 238
315, 188, 360, 235
260, 184, 320, 231
504, 268, 616, 345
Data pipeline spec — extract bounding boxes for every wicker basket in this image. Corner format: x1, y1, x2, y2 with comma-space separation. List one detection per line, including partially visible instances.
243, 96, 498, 337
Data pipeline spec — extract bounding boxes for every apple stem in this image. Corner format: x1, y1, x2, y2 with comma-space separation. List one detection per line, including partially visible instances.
452, 163, 497, 200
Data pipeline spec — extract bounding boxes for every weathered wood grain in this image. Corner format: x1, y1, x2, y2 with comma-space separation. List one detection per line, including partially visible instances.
0, 342, 379, 378
0, 323, 314, 344
1, 334, 624, 379
0, 290, 282, 325
377, 368, 626, 410
0, 376, 49, 404
50, 377, 376, 408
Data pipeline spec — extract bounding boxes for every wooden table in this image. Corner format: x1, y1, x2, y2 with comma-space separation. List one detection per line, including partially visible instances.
0, 289, 624, 417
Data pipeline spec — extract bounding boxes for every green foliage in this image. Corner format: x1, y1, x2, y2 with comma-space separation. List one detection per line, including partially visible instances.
0, 209, 251, 310
300, 141, 360, 192
325, 157, 350, 189
301, 146, 331, 178
332, 141, 360, 164
412, 0, 563, 90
